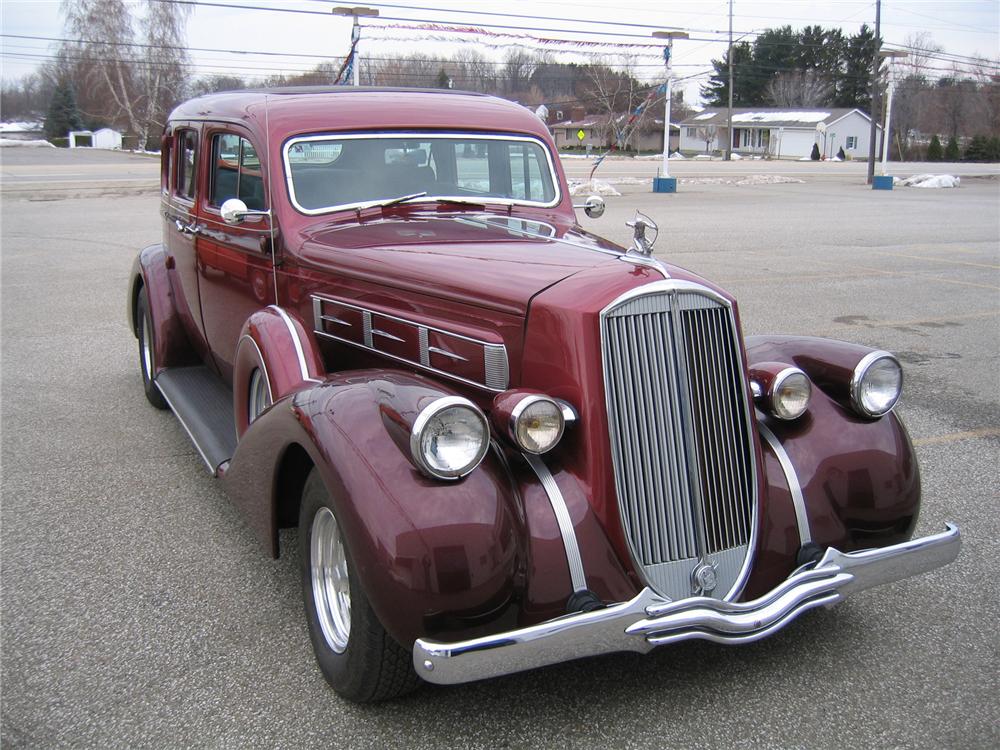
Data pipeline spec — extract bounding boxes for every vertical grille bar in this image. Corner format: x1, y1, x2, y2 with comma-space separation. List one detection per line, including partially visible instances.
601, 283, 757, 600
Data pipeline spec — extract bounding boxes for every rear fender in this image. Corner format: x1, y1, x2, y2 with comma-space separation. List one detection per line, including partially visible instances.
222, 370, 522, 647
128, 244, 198, 373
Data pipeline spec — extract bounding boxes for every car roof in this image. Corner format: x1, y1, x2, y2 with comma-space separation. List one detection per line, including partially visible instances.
167, 87, 552, 142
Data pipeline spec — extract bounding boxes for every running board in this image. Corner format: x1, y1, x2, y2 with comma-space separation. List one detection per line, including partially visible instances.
155, 366, 237, 475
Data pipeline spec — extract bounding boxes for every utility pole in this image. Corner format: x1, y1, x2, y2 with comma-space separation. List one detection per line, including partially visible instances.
726, 0, 733, 161
652, 30, 689, 184
879, 49, 908, 176
332, 6, 379, 86
865, 0, 882, 184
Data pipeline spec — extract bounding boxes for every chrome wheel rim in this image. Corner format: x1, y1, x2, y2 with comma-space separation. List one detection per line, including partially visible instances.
310, 506, 351, 653
141, 311, 154, 379
248, 368, 271, 423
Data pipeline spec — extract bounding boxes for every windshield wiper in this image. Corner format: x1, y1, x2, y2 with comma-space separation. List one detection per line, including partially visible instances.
376, 191, 427, 209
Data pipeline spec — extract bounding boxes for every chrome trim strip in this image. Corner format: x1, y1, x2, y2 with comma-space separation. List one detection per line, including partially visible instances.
371, 328, 405, 343
413, 524, 961, 685
312, 294, 510, 392
757, 417, 812, 545
618, 253, 671, 278
427, 346, 468, 362
152, 378, 217, 475
268, 305, 311, 383
554, 398, 578, 425
237, 334, 274, 404
523, 453, 588, 593
282, 132, 562, 216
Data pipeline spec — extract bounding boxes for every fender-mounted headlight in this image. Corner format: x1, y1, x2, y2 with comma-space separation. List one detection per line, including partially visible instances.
410, 396, 489, 480
492, 390, 569, 454
851, 351, 902, 418
750, 363, 811, 421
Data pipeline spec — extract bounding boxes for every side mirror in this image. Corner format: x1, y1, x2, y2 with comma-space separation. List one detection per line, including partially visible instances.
625, 212, 658, 256
220, 198, 270, 226
573, 195, 605, 219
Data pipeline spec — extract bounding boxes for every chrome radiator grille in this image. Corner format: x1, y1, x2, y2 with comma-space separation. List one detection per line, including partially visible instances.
601, 281, 757, 601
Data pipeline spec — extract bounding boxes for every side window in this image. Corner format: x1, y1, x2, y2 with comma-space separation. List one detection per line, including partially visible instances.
508, 143, 548, 201
210, 133, 264, 210
176, 129, 197, 201
456, 143, 490, 192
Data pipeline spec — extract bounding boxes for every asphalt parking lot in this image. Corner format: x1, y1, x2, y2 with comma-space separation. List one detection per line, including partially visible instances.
2, 148, 998, 749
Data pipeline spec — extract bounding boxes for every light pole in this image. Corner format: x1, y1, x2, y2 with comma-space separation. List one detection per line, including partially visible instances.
651, 30, 688, 193
879, 49, 908, 176
332, 6, 379, 86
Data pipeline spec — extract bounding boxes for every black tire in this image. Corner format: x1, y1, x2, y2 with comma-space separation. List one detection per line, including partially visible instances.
137, 288, 169, 410
298, 469, 421, 702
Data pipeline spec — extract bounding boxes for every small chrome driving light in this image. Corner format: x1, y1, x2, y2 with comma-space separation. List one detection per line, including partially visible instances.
410, 396, 489, 480
851, 351, 902, 418
770, 368, 812, 421
511, 395, 565, 454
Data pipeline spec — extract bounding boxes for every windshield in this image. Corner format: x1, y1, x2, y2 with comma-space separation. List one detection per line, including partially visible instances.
283, 133, 559, 214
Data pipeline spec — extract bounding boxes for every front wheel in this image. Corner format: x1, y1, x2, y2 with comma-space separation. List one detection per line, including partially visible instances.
298, 469, 420, 702
137, 288, 168, 410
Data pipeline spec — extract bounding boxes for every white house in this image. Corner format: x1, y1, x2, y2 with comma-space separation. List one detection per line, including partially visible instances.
69, 127, 124, 149
93, 128, 123, 150
678, 108, 880, 159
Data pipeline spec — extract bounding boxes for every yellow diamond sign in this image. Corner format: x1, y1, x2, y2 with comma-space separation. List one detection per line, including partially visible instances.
577, 129, 586, 141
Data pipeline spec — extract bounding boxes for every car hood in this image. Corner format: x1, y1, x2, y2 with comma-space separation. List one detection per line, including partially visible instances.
294, 213, 625, 316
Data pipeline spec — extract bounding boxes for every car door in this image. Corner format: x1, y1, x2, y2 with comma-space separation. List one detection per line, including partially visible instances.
163, 124, 211, 360
195, 128, 275, 385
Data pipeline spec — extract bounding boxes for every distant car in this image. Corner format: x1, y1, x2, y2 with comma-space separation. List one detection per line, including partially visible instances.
128, 87, 960, 702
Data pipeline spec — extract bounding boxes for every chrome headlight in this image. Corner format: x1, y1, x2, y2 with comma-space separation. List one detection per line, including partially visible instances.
410, 396, 489, 480
770, 367, 812, 420
851, 351, 902, 417
510, 395, 565, 454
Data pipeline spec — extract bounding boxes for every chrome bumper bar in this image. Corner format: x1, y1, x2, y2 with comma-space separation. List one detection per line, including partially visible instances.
413, 524, 961, 685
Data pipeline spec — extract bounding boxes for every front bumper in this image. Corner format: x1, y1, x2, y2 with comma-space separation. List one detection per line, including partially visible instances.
413, 523, 961, 685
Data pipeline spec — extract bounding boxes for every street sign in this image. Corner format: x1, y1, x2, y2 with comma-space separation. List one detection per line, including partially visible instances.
577, 129, 586, 142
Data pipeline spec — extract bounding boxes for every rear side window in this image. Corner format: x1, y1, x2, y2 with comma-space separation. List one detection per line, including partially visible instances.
176, 129, 197, 200
210, 133, 265, 210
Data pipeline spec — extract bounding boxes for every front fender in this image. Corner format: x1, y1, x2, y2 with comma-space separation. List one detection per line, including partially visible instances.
222, 370, 522, 647
742, 335, 920, 599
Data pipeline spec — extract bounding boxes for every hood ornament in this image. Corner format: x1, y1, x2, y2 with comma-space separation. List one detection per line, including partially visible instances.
625, 212, 658, 257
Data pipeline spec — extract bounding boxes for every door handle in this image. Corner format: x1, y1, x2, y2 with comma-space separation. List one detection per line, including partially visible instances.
174, 219, 200, 236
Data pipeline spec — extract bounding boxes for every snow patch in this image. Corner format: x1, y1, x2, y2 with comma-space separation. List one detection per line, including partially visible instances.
568, 179, 621, 196
681, 175, 805, 186
732, 111, 830, 124
0, 138, 55, 148
693, 112, 717, 121
669, 151, 686, 160
730, 152, 744, 160
896, 174, 961, 188
693, 153, 714, 160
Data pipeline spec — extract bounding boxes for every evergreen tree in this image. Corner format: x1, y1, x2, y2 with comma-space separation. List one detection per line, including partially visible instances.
836, 24, 880, 109
926, 134, 943, 161
944, 136, 960, 161
810, 142, 821, 160
701, 41, 753, 106
44, 79, 83, 141
436, 68, 451, 89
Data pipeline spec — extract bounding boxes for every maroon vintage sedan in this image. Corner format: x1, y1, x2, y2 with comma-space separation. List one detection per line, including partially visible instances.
128, 87, 960, 702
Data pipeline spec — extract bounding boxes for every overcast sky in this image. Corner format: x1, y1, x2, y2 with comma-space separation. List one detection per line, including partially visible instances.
2, 0, 998, 105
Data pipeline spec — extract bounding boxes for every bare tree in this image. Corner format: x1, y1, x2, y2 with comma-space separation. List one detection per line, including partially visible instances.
694, 124, 718, 154
765, 70, 832, 107
901, 32, 944, 79
61, 0, 191, 146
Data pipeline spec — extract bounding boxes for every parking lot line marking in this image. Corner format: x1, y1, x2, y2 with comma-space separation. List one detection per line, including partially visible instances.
913, 428, 1000, 446
872, 251, 1000, 270
810, 258, 1000, 291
